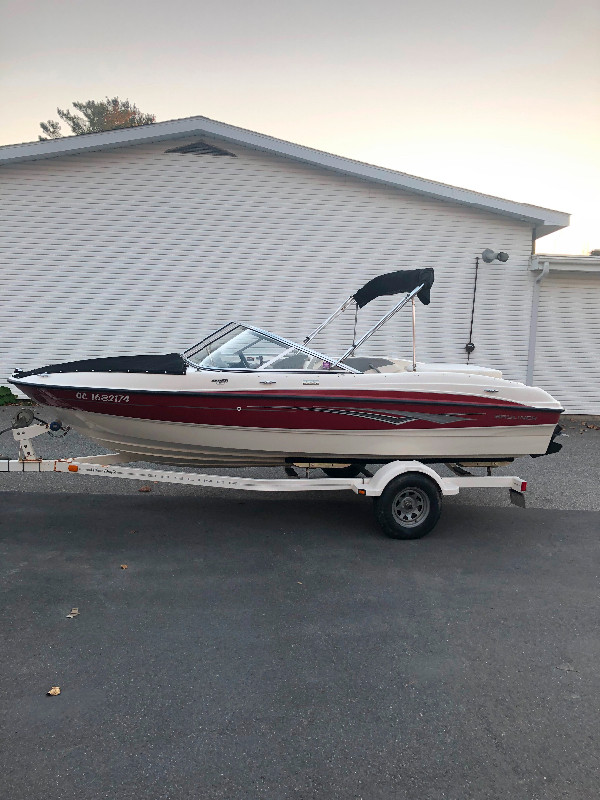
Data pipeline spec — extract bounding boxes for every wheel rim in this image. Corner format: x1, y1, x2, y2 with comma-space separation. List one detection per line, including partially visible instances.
391, 487, 430, 527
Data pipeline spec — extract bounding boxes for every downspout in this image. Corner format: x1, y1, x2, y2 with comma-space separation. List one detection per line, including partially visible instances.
526, 260, 550, 385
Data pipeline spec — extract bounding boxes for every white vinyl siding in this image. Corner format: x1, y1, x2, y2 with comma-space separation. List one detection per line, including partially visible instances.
533, 273, 600, 414
1, 138, 534, 389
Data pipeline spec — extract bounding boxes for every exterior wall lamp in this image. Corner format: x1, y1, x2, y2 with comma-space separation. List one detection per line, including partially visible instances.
481, 249, 509, 263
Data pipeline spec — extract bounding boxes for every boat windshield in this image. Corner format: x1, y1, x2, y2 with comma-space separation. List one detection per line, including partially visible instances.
183, 323, 353, 372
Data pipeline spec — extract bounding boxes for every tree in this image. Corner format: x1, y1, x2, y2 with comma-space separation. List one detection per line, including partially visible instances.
39, 97, 156, 140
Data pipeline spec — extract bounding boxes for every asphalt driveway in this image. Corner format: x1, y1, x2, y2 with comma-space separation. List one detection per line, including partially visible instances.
0, 405, 599, 798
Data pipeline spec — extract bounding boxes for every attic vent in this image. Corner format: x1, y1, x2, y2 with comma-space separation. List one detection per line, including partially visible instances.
165, 140, 237, 157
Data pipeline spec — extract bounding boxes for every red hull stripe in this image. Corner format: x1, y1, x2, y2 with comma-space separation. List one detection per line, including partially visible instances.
18, 385, 562, 431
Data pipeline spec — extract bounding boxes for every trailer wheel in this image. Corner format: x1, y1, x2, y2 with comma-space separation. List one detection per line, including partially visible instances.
322, 464, 365, 478
374, 473, 442, 539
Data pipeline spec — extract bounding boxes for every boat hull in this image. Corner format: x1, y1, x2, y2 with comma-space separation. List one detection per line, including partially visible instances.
12, 380, 562, 466
52, 407, 558, 466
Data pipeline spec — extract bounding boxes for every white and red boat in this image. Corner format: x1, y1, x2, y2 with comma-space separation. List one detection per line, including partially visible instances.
10, 269, 563, 469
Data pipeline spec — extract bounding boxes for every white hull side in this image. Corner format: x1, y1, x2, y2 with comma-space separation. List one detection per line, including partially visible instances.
57, 408, 555, 466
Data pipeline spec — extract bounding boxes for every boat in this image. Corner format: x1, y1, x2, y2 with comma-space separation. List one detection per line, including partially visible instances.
9, 268, 563, 469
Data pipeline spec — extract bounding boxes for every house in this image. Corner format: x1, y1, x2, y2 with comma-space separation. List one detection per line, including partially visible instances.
1, 115, 598, 412
528, 255, 600, 413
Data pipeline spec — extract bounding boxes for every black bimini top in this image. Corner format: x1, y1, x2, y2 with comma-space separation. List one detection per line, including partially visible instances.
353, 268, 434, 308
13, 352, 187, 379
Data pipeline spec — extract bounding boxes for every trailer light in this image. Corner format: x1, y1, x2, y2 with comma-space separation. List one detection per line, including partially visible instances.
68, 464, 79, 472
521, 481, 527, 492
358, 488, 366, 495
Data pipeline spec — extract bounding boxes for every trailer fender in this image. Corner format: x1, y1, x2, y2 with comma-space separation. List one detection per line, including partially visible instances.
358, 461, 454, 497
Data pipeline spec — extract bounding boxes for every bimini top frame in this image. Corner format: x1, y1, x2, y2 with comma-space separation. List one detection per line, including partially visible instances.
303, 268, 435, 367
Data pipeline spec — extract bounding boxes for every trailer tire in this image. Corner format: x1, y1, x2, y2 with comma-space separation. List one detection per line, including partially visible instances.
374, 473, 442, 539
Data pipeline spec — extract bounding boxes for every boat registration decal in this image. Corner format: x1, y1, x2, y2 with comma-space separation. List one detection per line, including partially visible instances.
76, 392, 130, 403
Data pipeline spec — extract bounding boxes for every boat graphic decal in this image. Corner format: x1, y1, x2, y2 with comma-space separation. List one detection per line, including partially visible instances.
246, 405, 479, 426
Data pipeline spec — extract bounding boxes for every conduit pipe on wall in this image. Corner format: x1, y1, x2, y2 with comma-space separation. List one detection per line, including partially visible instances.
526, 261, 550, 385
465, 256, 480, 363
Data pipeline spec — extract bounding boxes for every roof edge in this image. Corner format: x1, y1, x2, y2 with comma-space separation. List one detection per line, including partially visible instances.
0, 115, 570, 238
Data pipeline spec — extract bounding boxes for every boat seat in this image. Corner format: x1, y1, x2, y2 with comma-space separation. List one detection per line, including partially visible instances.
343, 356, 414, 373
378, 359, 412, 373
364, 358, 413, 373
343, 357, 397, 372
350, 358, 412, 374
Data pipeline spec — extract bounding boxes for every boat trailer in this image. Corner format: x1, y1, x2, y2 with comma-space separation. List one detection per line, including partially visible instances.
1, 416, 527, 539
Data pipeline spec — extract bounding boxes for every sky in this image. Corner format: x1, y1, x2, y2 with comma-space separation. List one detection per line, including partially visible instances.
1, 0, 598, 254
